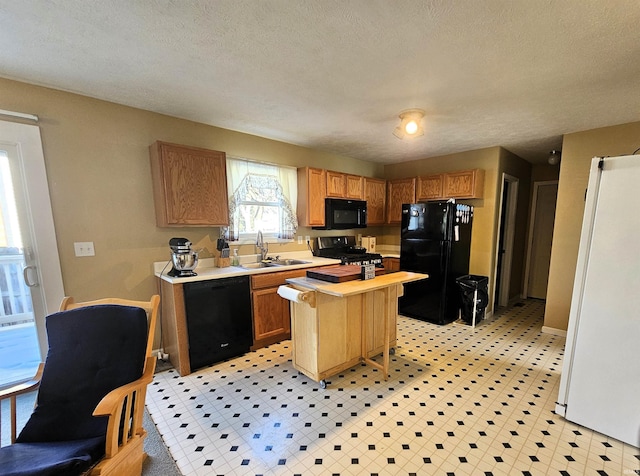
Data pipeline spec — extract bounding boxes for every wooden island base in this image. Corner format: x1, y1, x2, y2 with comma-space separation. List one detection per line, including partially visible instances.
282, 271, 428, 388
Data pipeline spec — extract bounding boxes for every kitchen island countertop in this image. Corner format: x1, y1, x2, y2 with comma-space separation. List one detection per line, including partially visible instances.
286, 270, 427, 297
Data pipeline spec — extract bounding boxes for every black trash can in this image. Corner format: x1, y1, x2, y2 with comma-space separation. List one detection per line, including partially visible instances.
456, 275, 489, 326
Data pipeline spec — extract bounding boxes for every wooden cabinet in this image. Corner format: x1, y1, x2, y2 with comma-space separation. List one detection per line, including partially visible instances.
383, 257, 400, 272
364, 177, 386, 225
345, 174, 364, 199
250, 268, 310, 350
326, 171, 364, 199
286, 274, 422, 386
149, 141, 229, 226
444, 169, 485, 199
417, 174, 444, 201
386, 178, 416, 224
414, 169, 485, 201
297, 167, 326, 227
326, 170, 346, 198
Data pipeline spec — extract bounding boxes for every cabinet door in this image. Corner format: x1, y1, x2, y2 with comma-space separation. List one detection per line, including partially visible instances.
252, 287, 291, 345
444, 169, 485, 199
383, 257, 400, 272
297, 167, 326, 227
345, 174, 364, 199
150, 141, 229, 226
386, 178, 416, 224
417, 174, 444, 201
326, 170, 346, 198
364, 177, 386, 225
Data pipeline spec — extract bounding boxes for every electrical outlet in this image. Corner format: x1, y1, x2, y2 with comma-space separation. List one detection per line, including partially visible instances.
74, 241, 95, 257
304, 235, 311, 244
297, 236, 303, 244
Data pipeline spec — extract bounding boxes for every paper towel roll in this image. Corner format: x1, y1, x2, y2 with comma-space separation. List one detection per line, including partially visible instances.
277, 285, 306, 303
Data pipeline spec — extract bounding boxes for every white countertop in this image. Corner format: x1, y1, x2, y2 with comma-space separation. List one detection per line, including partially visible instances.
377, 245, 400, 259
154, 251, 340, 284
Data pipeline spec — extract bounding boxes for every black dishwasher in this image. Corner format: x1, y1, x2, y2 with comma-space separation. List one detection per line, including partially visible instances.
183, 276, 252, 372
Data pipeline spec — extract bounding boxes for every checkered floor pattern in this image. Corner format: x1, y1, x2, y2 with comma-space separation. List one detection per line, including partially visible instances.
146, 300, 639, 475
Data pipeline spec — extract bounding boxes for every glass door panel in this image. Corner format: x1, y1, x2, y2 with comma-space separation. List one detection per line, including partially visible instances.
0, 149, 41, 387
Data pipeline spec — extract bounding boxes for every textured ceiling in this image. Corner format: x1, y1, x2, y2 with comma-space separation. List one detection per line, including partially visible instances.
2, 1, 640, 164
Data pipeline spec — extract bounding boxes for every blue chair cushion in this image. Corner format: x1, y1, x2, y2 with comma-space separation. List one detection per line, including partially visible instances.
0, 436, 104, 476
16, 304, 147, 443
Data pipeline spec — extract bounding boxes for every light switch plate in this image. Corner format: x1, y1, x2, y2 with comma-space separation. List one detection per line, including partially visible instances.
74, 241, 95, 257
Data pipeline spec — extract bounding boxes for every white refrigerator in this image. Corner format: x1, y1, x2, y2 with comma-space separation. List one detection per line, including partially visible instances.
555, 155, 640, 448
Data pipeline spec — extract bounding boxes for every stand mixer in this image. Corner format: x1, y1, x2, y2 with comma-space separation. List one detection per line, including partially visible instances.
168, 237, 199, 277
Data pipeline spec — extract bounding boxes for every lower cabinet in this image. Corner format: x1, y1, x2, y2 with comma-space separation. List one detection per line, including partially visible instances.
251, 265, 336, 350
383, 257, 400, 272
250, 268, 310, 350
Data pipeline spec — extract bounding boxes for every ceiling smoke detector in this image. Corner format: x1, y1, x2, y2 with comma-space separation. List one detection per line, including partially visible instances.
393, 109, 425, 140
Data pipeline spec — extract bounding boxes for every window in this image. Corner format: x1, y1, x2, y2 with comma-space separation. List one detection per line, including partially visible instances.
226, 157, 298, 241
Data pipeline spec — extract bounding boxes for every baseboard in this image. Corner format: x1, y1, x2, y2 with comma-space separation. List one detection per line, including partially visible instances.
541, 326, 567, 337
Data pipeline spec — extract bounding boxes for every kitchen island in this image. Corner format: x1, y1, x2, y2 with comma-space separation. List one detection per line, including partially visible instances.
281, 271, 428, 387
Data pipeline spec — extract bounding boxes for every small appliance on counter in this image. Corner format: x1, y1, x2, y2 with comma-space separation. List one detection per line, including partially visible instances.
361, 236, 376, 253
168, 237, 199, 277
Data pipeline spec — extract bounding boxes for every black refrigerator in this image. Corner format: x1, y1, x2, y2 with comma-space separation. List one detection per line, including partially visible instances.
399, 201, 473, 324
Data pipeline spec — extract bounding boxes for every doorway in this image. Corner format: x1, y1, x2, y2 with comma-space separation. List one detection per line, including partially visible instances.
493, 174, 519, 309
0, 120, 64, 388
523, 181, 558, 299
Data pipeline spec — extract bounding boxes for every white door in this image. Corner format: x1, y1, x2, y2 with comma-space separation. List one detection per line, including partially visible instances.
557, 155, 640, 447
525, 182, 558, 299
0, 120, 64, 388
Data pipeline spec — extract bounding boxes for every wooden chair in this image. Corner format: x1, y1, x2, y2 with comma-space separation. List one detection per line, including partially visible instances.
0, 295, 160, 476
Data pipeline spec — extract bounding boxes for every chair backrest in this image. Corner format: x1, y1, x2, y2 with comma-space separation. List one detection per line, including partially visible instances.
17, 304, 148, 443
59, 295, 160, 362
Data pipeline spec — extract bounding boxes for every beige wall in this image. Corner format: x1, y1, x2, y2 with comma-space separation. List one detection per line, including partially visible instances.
0, 78, 383, 305
544, 120, 640, 331
531, 163, 560, 183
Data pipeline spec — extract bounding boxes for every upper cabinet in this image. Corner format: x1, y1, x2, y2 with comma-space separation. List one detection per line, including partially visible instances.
326, 170, 364, 199
345, 174, 364, 199
297, 167, 326, 227
149, 141, 229, 227
364, 177, 386, 225
326, 170, 346, 198
416, 174, 444, 201
386, 178, 416, 224
443, 169, 485, 199
416, 169, 485, 201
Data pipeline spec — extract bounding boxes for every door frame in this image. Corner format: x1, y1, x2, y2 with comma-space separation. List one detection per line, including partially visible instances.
522, 180, 558, 298
493, 173, 518, 309
0, 120, 65, 357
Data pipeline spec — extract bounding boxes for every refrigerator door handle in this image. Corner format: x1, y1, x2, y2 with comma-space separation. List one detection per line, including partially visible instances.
440, 241, 447, 272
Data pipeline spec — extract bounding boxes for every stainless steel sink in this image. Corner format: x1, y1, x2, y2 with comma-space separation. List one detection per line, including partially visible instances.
239, 262, 277, 269
269, 259, 311, 266
239, 259, 310, 269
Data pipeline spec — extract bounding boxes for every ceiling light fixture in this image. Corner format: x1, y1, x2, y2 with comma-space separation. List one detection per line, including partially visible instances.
393, 109, 425, 140
548, 149, 561, 165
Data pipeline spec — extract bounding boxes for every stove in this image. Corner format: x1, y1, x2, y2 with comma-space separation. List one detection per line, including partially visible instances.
314, 236, 383, 267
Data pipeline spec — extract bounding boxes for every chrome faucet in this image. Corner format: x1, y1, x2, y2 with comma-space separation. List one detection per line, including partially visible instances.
256, 230, 268, 261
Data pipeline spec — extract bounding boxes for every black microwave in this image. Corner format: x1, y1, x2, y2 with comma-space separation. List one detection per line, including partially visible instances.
314, 198, 367, 230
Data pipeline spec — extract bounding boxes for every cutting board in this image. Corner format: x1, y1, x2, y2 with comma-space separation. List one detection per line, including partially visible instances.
306, 265, 385, 283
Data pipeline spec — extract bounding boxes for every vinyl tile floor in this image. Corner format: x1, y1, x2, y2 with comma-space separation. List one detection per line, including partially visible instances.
146, 300, 640, 475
